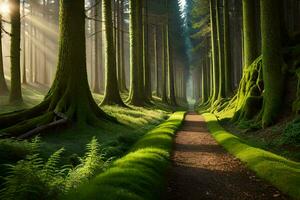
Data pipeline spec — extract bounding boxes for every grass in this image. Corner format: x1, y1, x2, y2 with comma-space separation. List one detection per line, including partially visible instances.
0, 84, 182, 187
65, 112, 186, 200
203, 113, 300, 200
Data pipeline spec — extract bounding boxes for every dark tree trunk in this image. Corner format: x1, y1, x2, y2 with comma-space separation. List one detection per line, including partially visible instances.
261, 0, 285, 127
0, 0, 114, 137
242, 0, 259, 68
9, 0, 23, 103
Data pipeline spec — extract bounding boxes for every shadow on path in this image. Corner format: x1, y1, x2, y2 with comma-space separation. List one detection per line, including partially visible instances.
166, 113, 289, 200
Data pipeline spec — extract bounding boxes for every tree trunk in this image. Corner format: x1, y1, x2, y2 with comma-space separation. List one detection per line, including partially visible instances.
93, 0, 102, 93
127, 0, 145, 106
161, 24, 168, 103
0, 16, 9, 95
0, 0, 114, 137
261, 0, 285, 127
223, 0, 232, 96
9, 0, 23, 103
22, 0, 27, 84
242, 0, 259, 68
166, 24, 177, 106
216, 0, 225, 99
154, 25, 160, 97
119, 0, 127, 92
143, 0, 152, 102
210, 0, 219, 102
101, 0, 125, 106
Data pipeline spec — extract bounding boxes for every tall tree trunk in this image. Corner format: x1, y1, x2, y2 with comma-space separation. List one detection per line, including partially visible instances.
22, 0, 27, 84
153, 25, 159, 97
166, 24, 177, 106
143, 0, 152, 101
161, 24, 168, 103
0, 16, 9, 95
261, 0, 284, 127
119, 0, 127, 92
93, 0, 101, 93
223, 0, 232, 96
210, 0, 219, 102
43, 0, 48, 85
101, 0, 124, 106
0, 0, 114, 137
216, 0, 225, 99
10, 0, 23, 103
242, 0, 259, 68
127, 0, 145, 106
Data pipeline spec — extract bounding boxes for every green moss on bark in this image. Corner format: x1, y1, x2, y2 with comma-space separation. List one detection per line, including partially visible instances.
101, 0, 125, 106
0, 0, 114, 137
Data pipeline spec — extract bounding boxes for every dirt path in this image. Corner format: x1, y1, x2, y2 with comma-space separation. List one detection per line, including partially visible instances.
166, 113, 289, 200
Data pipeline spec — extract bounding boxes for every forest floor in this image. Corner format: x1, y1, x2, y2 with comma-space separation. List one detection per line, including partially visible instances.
166, 113, 289, 200
0, 83, 187, 187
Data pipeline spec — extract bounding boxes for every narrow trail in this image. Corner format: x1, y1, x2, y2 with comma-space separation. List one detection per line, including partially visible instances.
166, 112, 289, 200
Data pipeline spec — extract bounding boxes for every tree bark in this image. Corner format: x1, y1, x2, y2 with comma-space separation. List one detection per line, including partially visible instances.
210, 0, 219, 102
127, 0, 145, 106
261, 0, 285, 127
0, 0, 114, 137
242, 0, 259, 68
9, 0, 23, 103
101, 0, 125, 106
0, 16, 9, 95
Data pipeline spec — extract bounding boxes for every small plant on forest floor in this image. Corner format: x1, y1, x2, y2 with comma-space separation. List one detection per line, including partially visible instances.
279, 118, 300, 146
0, 137, 110, 200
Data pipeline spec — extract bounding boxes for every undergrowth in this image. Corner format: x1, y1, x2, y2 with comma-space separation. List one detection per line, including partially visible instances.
0, 137, 109, 200
65, 112, 185, 200
203, 113, 300, 200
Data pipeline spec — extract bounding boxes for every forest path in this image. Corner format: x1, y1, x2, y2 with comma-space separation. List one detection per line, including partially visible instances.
166, 112, 288, 200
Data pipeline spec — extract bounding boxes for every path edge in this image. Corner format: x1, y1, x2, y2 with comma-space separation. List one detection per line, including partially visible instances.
64, 111, 186, 200
202, 113, 300, 200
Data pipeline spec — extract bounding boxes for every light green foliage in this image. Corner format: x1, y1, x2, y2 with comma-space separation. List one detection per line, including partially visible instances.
203, 113, 300, 200
202, 56, 263, 127
66, 112, 185, 200
0, 137, 107, 200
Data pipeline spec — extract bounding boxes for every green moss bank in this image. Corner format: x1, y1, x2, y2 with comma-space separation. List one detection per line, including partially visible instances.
65, 112, 185, 200
203, 113, 300, 200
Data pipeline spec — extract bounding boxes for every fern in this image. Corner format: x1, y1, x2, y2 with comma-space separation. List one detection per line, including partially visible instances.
65, 137, 106, 191
0, 137, 109, 199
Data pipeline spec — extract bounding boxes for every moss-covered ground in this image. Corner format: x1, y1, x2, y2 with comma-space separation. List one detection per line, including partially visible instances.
0, 83, 187, 187
203, 113, 300, 200
65, 112, 185, 200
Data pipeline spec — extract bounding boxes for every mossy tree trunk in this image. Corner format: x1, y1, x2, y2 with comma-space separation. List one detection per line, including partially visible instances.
93, 0, 102, 93
101, 0, 125, 106
209, 0, 219, 102
0, 16, 9, 95
119, 0, 127, 92
166, 24, 177, 106
216, 0, 225, 99
127, 0, 145, 106
0, 0, 114, 137
143, 0, 152, 102
242, 0, 259, 68
161, 24, 168, 103
153, 25, 160, 97
9, 0, 23, 103
223, 0, 232, 96
261, 0, 285, 127
21, 0, 27, 84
